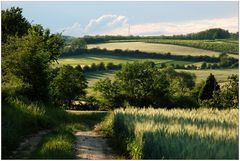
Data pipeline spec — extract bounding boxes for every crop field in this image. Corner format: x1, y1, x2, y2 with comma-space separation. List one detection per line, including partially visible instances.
143, 39, 239, 55
88, 42, 221, 57
176, 69, 238, 83
85, 69, 238, 88
112, 108, 238, 159
85, 71, 116, 98
57, 54, 195, 67
85, 69, 238, 99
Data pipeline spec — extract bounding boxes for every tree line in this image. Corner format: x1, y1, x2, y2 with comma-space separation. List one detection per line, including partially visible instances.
79, 28, 238, 44
61, 47, 238, 68
2, 7, 238, 111
94, 62, 238, 109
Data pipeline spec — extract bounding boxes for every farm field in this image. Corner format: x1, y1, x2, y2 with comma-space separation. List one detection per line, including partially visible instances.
109, 108, 238, 159
85, 71, 116, 99
143, 39, 239, 55
84, 69, 238, 100
176, 69, 239, 83
3, 2, 239, 160
88, 42, 221, 57
57, 54, 195, 67
85, 69, 238, 88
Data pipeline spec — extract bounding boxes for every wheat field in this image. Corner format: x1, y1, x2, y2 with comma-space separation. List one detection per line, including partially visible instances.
112, 108, 238, 159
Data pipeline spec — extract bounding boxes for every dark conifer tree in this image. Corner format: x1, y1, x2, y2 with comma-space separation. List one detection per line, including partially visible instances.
199, 73, 220, 100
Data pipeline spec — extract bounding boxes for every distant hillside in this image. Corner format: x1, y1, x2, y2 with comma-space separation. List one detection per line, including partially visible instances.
168, 28, 234, 40
77, 28, 238, 44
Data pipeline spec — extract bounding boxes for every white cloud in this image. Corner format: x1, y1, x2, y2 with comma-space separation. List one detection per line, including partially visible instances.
107, 17, 238, 36
58, 14, 128, 36
58, 15, 238, 37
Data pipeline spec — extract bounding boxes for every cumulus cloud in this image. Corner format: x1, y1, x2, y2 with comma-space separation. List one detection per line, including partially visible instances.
58, 15, 238, 36
58, 14, 128, 36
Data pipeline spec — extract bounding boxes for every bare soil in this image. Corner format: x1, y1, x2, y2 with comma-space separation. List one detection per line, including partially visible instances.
9, 129, 51, 159
75, 131, 114, 160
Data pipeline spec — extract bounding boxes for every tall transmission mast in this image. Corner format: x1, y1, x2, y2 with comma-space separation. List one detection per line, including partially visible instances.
128, 24, 130, 36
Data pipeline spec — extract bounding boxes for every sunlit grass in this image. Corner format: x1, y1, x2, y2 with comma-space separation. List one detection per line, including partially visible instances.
112, 108, 238, 159
176, 69, 239, 83
57, 54, 174, 66
88, 42, 220, 57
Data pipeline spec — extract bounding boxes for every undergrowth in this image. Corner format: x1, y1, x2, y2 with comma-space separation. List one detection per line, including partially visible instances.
2, 94, 107, 159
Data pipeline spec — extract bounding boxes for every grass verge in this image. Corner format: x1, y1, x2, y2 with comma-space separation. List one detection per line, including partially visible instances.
30, 111, 107, 159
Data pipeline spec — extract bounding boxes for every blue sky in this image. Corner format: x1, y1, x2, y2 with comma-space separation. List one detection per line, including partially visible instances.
2, 1, 239, 37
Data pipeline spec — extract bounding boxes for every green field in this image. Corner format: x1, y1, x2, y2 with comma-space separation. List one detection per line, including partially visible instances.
177, 69, 239, 83
57, 54, 194, 67
85, 71, 116, 99
88, 42, 221, 57
143, 39, 239, 55
109, 108, 238, 159
85, 69, 239, 93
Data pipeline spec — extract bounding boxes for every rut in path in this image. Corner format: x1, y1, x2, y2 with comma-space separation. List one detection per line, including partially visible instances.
75, 131, 114, 160
9, 129, 51, 159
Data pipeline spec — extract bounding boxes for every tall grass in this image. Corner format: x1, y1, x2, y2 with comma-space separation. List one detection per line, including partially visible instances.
30, 111, 107, 159
2, 94, 107, 159
111, 108, 238, 159
2, 97, 49, 158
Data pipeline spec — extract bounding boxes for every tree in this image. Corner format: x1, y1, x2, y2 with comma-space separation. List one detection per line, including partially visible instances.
94, 78, 124, 108
201, 62, 207, 69
75, 65, 83, 72
2, 7, 31, 43
106, 62, 114, 70
116, 62, 170, 107
216, 75, 238, 108
2, 25, 64, 100
70, 38, 87, 50
90, 63, 97, 71
162, 67, 196, 95
49, 65, 87, 107
198, 73, 220, 100
97, 62, 106, 71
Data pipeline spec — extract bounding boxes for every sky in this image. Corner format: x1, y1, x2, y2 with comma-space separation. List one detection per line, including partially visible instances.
1, 1, 239, 37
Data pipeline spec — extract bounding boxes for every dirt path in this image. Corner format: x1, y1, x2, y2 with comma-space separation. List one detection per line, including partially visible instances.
75, 131, 114, 160
9, 129, 51, 159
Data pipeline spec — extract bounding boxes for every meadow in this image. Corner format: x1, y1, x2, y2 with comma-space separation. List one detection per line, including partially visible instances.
88, 42, 221, 57
86, 69, 238, 88
176, 68, 238, 83
57, 53, 197, 67
101, 108, 238, 159
143, 39, 239, 55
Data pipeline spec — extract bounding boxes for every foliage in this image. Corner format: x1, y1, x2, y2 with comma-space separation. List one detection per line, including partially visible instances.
70, 37, 87, 50
82, 28, 236, 44
111, 108, 238, 159
61, 47, 238, 66
49, 65, 87, 107
162, 67, 196, 95
1, 7, 31, 43
198, 73, 220, 100
94, 78, 124, 108
2, 25, 64, 100
170, 28, 231, 40
119, 62, 168, 107
201, 75, 239, 109
115, 62, 170, 107
31, 127, 75, 159
2, 94, 107, 159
